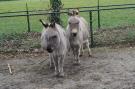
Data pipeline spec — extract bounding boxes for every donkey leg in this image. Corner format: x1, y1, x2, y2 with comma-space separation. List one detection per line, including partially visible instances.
68, 47, 71, 56
53, 57, 60, 77
79, 45, 84, 57
86, 40, 92, 57
58, 55, 65, 77
49, 54, 54, 69
77, 47, 81, 64
73, 49, 77, 65
74, 47, 81, 65
72, 47, 76, 64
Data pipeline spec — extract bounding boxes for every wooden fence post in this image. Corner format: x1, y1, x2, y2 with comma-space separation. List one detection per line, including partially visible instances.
89, 11, 94, 48
97, 0, 101, 29
26, 3, 31, 32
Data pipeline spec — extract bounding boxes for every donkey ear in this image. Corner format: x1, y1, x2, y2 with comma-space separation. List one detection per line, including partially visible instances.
50, 21, 55, 28
67, 9, 73, 16
76, 8, 79, 12
75, 8, 79, 15
39, 19, 48, 28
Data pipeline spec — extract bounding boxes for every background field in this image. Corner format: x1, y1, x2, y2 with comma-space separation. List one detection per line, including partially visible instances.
0, 0, 135, 35
0, 0, 135, 51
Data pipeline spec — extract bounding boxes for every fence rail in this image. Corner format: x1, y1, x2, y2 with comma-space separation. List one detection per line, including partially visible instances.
0, 3, 135, 15
0, 6, 135, 18
0, 3, 135, 47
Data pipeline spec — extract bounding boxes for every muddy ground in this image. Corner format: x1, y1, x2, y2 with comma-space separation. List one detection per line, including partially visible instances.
0, 47, 135, 89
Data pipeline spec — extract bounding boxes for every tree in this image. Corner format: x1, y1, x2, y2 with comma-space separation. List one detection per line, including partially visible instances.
49, 0, 62, 24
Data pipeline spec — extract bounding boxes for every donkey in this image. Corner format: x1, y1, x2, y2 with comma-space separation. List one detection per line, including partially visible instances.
68, 9, 92, 54
66, 15, 92, 64
40, 19, 68, 77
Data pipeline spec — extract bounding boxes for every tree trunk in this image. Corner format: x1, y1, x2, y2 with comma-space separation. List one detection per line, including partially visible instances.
49, 0, 62, 24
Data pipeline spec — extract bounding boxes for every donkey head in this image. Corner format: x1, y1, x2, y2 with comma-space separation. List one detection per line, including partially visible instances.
68, 16, 80, 37
68, 8, 79, 16
40, 19, 60, 53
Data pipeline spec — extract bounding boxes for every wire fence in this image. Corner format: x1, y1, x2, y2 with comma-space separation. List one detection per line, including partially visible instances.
0, 3, 135, 47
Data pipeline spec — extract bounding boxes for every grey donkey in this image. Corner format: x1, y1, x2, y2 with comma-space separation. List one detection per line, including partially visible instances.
40, 19, 68, 77
66, 15, 92, 65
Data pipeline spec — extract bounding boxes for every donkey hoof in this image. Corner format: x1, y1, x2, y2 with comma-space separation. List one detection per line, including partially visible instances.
73, 61, 80, 66
58, 73, 65, 77
89, 54, 92, 57
79, 54, 83, 57
55, 73, 64, 78
49, 66, 54, 69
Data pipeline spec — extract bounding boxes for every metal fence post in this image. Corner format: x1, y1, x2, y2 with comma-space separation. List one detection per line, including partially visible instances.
97, 0, 101, 29
26, 3, 31, 32
89, 11, 94, 47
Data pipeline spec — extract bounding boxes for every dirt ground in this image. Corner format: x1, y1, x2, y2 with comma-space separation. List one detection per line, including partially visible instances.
0, 47, 135, 89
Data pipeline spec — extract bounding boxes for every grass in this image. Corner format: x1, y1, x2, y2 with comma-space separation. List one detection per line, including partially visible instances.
94, 25, 135, 46
0, 0, 135, 52
0, 0, 135, 37
0, 32, 41, 52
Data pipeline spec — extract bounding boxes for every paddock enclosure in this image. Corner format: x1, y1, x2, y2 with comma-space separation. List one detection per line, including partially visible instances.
1, 0, 135, 89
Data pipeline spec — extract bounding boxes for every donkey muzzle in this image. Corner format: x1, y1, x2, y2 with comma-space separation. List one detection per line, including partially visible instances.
72, 33, 77, 37
47, 47, 53, 53
71, 29, 77, 37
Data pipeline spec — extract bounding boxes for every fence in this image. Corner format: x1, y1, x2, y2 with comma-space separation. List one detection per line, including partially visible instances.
0, 3, 135, 47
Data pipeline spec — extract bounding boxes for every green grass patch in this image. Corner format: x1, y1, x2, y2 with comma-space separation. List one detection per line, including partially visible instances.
0, 0, 135, 37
